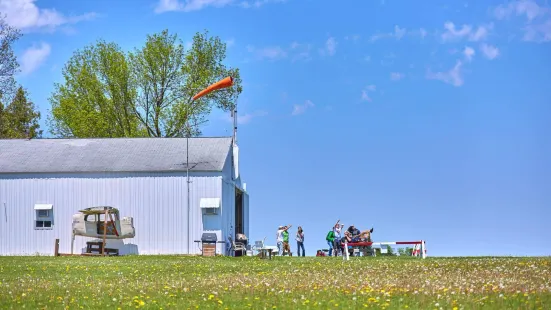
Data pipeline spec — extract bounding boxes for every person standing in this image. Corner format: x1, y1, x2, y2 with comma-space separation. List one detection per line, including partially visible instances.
282, 226, 292, 256
333, 220, 343, 257
326, 229, 335, 256
277, 224, 292, 256
296, 226, 305, 257
276, 226, 284, 256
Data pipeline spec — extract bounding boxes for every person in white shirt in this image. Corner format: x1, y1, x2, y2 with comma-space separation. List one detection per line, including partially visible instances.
333, 220, 344, 256
296, 226, 305, 256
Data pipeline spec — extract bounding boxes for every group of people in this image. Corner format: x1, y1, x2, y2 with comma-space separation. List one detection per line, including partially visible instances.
325, 220, 374, 257
275, 220, 374, 257
276, 225, 305, 256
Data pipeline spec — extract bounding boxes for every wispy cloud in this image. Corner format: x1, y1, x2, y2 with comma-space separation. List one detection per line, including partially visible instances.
493, 0, 548, 21
289, 41, 313, 62
523, 19, 551, 42
154, 0, 286, 13
370, 26, 429, 42
225, 110, 268, 124
19, 42, 51, 75
480, 43, 499, 60
246, 41, 312, 61
292, 100, 314, 116
246, 45, 287, 61
240, 0, 287, 9
344, 34, 361, 42
361, 85, 376, 102
426, 60, 464, 87
390, 72, 405, 81
225, 38, 235, 47
370, 25, 408, 42
319, 36, 337, 56
0, 0, 96, 32
463, 46, 475, 62
441, 22, 493, 42
492, 0, 551, 43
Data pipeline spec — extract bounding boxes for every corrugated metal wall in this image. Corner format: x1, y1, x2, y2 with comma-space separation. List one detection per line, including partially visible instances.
0, 172, 225, 256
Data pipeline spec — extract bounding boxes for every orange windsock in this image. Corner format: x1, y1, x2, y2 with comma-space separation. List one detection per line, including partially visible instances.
192, 76, 234, 101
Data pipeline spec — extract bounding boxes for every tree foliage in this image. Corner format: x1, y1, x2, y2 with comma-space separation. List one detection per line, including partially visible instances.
0, 14, 22, 102
0, 86, 42, 138
48, 29, 242, 138
48, 41, 141, 138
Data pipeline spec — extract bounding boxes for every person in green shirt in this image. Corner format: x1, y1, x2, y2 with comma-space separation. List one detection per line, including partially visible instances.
282, 226, 292, 256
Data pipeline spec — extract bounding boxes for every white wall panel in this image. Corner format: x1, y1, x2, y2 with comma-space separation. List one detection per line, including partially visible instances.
0, 172, 223, 256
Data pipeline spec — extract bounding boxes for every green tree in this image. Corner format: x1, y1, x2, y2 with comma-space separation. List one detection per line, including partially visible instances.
48, 29, 242, 138
0, 99, 6, 137
1, 86, 42, 138
0, 14, 22, 101
398, 247, 413, 256
48, 40, 142, 138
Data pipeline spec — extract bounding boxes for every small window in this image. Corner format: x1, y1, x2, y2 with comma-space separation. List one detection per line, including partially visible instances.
34, 204, 53, 230
35, 220, 52, 228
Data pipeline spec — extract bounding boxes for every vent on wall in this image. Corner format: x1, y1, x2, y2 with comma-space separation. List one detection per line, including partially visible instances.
200, 198, 220, 215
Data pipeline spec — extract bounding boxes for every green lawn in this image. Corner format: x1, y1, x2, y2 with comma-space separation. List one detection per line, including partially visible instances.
0, 255, 549, 309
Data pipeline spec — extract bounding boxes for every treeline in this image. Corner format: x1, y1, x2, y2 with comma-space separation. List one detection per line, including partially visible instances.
0, 16, 41, 139
0, 14, 241, 139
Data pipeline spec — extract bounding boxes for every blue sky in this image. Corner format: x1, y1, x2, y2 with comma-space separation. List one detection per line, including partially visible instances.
3, 0, 550, 256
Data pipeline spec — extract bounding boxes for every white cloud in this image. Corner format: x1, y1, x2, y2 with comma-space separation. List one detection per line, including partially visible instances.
223, 110, 268, 124
523, 19, 551, 42
370, 25, 409, 42
470, 25, 491, 41
319, 36, 337, 56
246, 45, 287, 60
155, 0, 233, 13
492, 1, 551, 42
289, 42, 312, 62
240, 0, 287, 9
225, 38, 235, 47
154, 0, 286, 13
419, 28, 428, 39
246, 41, 312, 62
361, 85, 376, 102
480, 43, 499, 60
344, 34, 361, 42
0, 0, 96, 32
441, 22, 492, 42
230, 110, 268, 124
463, 46, 475, 61
19, 42, 51, 75
292, 100, 314, 116
390, 72, 405, 81
361, 90, 371, 101
426, 60, 464, 87
494, 0, 548, 21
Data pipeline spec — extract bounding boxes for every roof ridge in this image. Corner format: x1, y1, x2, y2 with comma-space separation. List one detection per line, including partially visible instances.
0, 136, 232, 141
0, 136, 233, 173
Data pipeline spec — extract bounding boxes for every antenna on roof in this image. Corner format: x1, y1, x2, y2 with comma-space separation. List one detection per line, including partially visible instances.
232, 104, 237, 146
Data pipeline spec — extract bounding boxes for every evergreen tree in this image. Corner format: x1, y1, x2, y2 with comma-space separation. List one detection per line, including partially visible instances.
2, 86, 42, 138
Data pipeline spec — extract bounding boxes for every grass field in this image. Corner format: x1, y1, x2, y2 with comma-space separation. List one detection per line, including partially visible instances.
0, 255, 550, 309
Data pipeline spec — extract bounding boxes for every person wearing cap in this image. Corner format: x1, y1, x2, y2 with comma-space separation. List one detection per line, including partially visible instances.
276, 225, 291, 256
